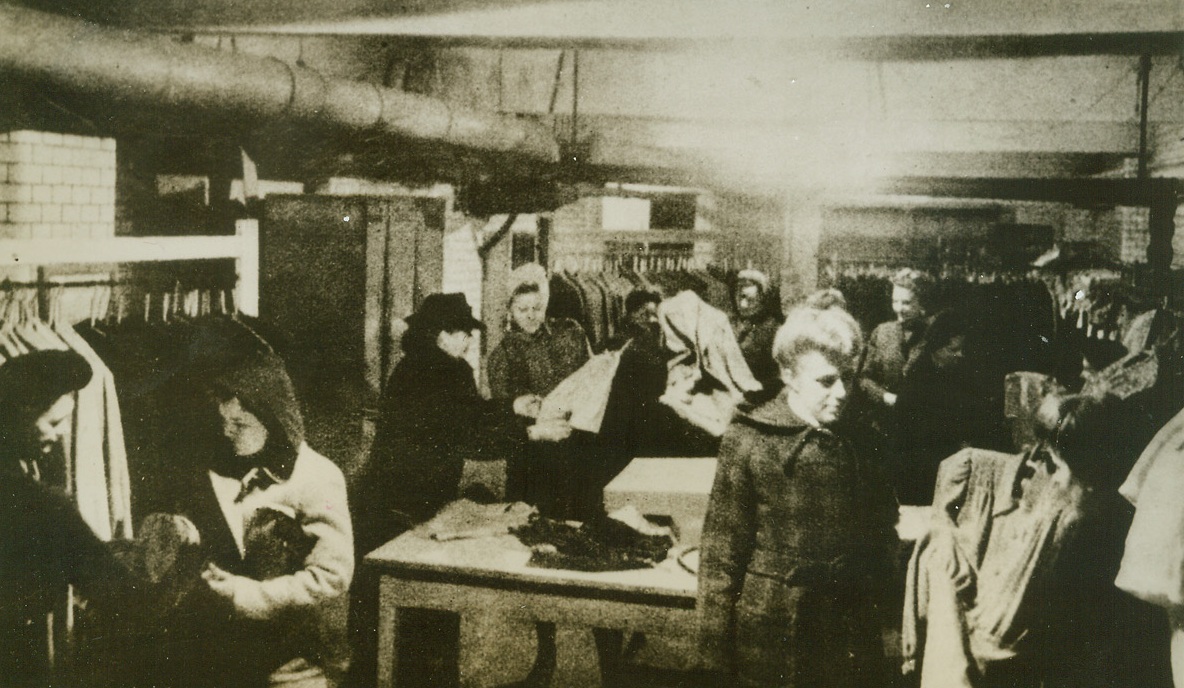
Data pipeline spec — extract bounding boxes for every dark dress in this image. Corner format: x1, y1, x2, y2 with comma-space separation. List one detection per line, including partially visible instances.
698, 395, 898, 688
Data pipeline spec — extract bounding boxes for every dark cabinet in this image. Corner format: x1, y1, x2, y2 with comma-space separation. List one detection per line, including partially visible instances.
260, 194, 444, 476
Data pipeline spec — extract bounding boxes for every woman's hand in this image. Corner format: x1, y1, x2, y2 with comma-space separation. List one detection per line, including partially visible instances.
883, 392, 897, 407
201, 562, 240, 602
527, 419, 572, 443
513, 394, 543, 418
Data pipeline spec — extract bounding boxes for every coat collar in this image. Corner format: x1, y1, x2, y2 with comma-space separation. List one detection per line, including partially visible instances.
737, 393, 839, 476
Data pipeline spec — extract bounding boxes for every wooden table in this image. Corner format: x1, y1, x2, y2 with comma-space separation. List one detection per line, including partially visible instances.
364, 531, 699, 688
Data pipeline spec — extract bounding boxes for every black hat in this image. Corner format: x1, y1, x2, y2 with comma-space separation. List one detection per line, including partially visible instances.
406, 293, 485, 334
0, 350, 93, 418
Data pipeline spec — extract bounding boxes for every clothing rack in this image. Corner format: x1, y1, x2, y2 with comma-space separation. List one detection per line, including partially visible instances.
0, 220, 259, 316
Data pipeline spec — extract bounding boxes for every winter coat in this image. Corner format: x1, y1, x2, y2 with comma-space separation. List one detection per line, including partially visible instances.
735, 313, 782, 390
486, 318, 590, 400
163, 352, 353, 688
698, 395, 898, 688
0, 470, 141, 686
354, 345, 525, 556
858, 319, 927, 406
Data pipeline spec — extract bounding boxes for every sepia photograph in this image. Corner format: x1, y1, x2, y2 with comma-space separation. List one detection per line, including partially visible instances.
0, 1, 1183, 686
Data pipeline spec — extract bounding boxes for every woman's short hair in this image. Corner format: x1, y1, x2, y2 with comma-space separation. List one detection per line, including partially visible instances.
773, 306, 863, 373
802, 288, 847, 311
625, 289, 661, 315
891, 268, 937, 309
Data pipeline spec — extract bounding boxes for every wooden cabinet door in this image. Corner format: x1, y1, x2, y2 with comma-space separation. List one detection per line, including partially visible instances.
259, 194, 444, 476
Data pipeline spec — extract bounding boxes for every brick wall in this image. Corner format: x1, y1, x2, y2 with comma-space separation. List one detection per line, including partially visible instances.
0, 131, 116, 240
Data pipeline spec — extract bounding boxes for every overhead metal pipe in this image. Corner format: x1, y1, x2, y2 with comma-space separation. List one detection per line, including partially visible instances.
0, 5, 559, 161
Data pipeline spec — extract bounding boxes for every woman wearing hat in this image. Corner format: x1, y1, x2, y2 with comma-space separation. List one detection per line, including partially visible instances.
349, 293, 570, 685
0, 351, 142, 685
354, 292, 570, 554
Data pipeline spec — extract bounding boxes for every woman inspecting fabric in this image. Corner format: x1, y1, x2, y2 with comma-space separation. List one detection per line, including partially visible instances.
157, 349, 354, 688
487, 277, 591, 514
698, 305, 899, 688
0, 351, 147, 687
349, 292, 570, 688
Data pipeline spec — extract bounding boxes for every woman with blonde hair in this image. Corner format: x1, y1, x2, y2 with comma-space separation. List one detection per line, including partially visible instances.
699, 305, 898, 688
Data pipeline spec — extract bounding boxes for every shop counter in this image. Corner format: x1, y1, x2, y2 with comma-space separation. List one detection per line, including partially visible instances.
364, 530, 698, 688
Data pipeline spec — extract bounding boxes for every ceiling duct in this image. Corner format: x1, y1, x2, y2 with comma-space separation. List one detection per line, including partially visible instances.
0, 5, 559, 162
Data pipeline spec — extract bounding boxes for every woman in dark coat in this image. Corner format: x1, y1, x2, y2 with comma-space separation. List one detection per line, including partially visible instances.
353, 292, 567, 555
699, 305, 899, 688
893, 310, 1000, 505
0, 351, 145, 687
731, 268, 783, 391
349, 293, 568, 687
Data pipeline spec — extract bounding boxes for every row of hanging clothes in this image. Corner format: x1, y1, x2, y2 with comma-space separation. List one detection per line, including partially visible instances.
546, 252, 740, 353
0, 279, 254, 681
822, 260, 1184, 473
0, 278, 268, 525
65, 284, 276, 524
820, 261, 1063, 378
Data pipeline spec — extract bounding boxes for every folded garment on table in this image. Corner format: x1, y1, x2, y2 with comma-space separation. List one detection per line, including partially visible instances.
419, 499, 538, 541
511, 511, 674, 571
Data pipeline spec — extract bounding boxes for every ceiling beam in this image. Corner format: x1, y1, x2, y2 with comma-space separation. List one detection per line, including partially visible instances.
877, 176, 1180, 206
181, 29, 1184, 60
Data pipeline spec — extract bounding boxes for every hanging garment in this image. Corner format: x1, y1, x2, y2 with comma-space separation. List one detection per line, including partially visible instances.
1082, 348, 1159, 400
1115, 406, 1184, 608
537, 346, 625, 433
658, 290, 762, 436
57, 323, 133, 540
902, 448, 1091, 687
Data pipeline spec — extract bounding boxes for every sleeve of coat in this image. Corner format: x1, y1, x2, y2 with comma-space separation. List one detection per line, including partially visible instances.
486, 341, 513, 400
697, 427, 758, 672
858, 326, 892, 404
932, 449, 974, 528
230, 456, 354, 620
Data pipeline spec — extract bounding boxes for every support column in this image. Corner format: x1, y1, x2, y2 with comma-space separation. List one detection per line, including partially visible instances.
781, 191, 824, 310
1148, 179, 1179, 305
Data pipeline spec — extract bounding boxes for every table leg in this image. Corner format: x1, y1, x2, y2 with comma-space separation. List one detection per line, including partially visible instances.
377, 576, 401, 688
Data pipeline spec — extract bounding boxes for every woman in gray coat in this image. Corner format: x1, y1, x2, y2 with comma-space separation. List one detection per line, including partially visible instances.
699, 305, 899, 688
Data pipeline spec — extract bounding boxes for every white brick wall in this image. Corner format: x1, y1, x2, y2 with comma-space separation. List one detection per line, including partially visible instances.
0, 130, 116, 242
